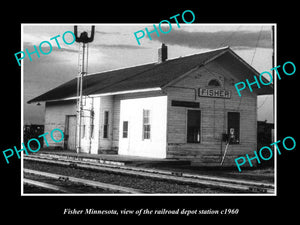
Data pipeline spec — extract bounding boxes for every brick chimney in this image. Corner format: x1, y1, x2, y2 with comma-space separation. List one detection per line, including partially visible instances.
158, 43, 168, 63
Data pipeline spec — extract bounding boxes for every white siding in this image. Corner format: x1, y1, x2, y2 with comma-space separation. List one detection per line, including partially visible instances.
112, 91, 165, 150
99, 96, 114, 150
165, 61, 257, 165
80, 97, 94, 153
44, 100, 76, 149
118, 96, 168, 158
90, 97, 100, 154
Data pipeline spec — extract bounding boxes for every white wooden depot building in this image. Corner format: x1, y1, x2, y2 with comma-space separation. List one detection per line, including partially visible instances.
28, 45, 273, 165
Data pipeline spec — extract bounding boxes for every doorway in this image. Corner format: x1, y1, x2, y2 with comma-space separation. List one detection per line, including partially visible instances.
65, 115, 76, 150
187, 110, 201, 143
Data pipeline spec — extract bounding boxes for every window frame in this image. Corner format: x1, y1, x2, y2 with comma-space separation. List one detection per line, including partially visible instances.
227, 111, 240, 144
186, 109, 201, 144
207, 78, 222, 87
90, 124, 94, 139
81, 124, 86, 138
122, 121, 128, 138
103, 111, 109, 139
142, 109, 151, 140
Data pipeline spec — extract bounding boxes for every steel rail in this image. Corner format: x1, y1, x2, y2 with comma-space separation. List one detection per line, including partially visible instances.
25, 154, 274, 187
23, 178, 73, 193
24, 168, 145, 194
24, 155, 274, 193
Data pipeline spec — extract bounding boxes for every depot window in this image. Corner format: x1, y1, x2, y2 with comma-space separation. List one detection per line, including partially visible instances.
227, 112, 240, 144
123, 121, 128, 138
103, 111, 109, 138
143, 109, 151, 140
90, 124, 94, 139
82, 124, 85, 138
187, 110, 201, 143
208, 79, 221, 87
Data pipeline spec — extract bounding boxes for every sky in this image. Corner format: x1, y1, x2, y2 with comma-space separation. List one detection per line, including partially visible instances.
23, 24, 274, 125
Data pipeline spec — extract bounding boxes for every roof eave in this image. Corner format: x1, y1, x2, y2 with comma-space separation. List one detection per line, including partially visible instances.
28, 87, 162, 103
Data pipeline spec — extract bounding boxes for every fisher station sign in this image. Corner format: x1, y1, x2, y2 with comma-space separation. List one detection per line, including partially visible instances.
198, 88, 231, 99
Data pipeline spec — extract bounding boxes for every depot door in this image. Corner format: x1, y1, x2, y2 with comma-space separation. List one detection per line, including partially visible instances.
65, 115, 76, 150
187, 110, 201, 143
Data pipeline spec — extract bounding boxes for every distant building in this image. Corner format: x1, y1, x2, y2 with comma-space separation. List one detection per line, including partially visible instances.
28, 45, 273, 166
24, 124, 45, 148
257, 120, 274, 167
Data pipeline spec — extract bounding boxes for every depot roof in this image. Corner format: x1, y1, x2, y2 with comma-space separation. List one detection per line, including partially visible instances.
28, 46, 273, 104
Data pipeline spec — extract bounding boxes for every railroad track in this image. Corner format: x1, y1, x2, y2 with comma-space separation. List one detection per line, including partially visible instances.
23, 154, 275, 194
24, 168, 145, 194
24, 178, 72, 193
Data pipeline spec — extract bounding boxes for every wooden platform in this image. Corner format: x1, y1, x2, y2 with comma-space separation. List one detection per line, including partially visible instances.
36, 150, 190, 167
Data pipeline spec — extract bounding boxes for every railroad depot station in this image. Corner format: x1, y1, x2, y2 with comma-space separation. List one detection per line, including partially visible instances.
28, 45, 273, 166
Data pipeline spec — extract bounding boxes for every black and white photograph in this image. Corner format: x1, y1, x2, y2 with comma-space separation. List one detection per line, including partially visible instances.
22, 23, 275, 195
1, 5, 298, 221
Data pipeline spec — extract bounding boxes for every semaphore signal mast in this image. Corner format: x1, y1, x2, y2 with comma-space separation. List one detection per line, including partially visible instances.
74, 25, 95, 153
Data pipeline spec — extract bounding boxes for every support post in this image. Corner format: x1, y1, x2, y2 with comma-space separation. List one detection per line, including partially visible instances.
76, 43, 86, 153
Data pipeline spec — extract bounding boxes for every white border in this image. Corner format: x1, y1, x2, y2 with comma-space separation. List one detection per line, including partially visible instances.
273, 24, 277, 195
21, 23, 24, 196
21, 23, 277, 197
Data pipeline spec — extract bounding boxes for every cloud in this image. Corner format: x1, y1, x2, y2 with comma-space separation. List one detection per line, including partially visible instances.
56, 46, 78, 53
149, 29, 272, 49
23, 33, 50, 46
23, 41, 78, 53
95, 30, 120, 35
94, 43, 147, 49
23, 32, 78, 52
